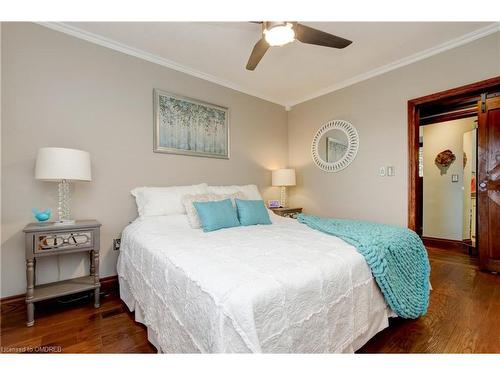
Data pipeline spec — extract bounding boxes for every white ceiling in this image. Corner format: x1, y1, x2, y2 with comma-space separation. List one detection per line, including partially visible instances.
57, 22, 498, 107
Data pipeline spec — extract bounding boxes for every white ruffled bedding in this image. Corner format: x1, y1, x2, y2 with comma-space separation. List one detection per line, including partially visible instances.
117, 213, 394, 353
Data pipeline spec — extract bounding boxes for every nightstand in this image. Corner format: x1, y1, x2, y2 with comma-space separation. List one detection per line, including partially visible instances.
23, 220, 101, 327
270, 207, 303, 219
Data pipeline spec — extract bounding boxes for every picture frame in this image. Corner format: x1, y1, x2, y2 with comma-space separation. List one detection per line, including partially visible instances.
268, 199, 281, 208
154, 89, 230, 159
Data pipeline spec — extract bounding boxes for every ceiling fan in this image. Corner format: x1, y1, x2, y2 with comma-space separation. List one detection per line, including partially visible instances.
246, 22, 353, 71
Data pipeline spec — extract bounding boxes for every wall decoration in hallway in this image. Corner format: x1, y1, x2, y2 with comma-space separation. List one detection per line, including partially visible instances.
435, 149, 455, 174
153, 89, 229, 159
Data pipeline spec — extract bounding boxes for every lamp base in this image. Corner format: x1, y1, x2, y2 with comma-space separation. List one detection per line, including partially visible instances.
280, 186, 288, 208
58, 179, 72, 223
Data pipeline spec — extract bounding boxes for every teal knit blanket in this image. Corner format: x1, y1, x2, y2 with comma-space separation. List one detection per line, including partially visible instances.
297, 214, 430, 319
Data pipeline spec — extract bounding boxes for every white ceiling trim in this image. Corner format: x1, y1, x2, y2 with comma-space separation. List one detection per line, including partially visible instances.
38, 22, 500, 110
37, 22, 286, 107
287, 22, 500, 108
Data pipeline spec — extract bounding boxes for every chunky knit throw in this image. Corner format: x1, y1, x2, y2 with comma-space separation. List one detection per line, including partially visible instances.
297, 214, 430, 319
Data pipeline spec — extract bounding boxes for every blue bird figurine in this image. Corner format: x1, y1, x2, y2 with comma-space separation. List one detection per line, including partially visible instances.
32, 208, 51, 222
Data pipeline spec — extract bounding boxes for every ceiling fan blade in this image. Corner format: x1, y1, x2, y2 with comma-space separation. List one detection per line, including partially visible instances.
246, 38, 269, 71
294, 23, 352, 49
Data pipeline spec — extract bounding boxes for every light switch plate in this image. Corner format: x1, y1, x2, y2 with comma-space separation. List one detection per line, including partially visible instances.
452, 174, 459, 182
387, 166, 395, 176
379, 167, 386, 176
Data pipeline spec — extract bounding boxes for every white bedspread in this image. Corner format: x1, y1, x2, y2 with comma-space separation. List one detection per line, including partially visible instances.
117, 213, 393, 353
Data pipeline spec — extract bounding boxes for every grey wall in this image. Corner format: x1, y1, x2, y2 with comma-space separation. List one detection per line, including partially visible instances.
1, 23, 288, 297
287, 32, 499, 226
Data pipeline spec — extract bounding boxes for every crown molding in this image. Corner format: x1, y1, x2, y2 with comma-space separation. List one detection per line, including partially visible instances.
37, 22, 287, 107
38, 22, 499, 110
285, 22, 500, 108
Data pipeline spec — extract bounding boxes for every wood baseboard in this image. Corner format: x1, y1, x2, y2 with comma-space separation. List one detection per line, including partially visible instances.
0, 275, 119, 312
422, 236, 466, 251
100, 275, 119, 293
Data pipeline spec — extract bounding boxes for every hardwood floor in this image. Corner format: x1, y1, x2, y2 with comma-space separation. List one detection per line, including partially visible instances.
1, 247, 499, 353
0, 287, 156, 353
359, 247, 499, 353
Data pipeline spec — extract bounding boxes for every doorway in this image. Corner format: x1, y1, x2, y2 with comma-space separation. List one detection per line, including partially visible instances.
408, 77, 500, 272
419, 116, 477, 253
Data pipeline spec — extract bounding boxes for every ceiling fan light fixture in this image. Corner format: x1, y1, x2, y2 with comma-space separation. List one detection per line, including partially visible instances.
246, 21, 352, 71
264, 22, 295, 46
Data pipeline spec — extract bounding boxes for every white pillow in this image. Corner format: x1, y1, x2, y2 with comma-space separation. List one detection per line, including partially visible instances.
131, 183, 209, 216
182, 192, 245, 229
207, 184, 263, 200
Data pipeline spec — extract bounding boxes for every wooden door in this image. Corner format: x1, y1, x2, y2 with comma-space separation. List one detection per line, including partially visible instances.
477, 96, 500, 272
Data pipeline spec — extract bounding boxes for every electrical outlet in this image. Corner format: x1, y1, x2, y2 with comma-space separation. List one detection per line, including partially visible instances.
113, 238, 121, 251
452, 174, 459, 183
379, 167, 386, 176
387, 166, 395, 176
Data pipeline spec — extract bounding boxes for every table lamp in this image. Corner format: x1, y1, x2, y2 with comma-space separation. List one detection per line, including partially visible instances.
272, 168, 296, 208
35, 147, 92, 224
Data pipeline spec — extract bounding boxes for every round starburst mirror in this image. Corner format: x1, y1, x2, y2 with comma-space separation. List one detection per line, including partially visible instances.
311, 120, 359, 172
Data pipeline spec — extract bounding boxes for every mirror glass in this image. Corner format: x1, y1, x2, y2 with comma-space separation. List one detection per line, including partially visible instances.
318, 129, 349, 163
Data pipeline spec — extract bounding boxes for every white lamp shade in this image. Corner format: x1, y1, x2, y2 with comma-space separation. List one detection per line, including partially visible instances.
272, 168, 296, 186
35, 147, 92, 181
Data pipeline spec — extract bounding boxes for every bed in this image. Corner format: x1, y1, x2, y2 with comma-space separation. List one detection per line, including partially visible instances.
117, 211, 396, 353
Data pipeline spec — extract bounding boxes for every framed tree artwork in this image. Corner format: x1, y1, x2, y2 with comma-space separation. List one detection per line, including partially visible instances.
153, 89, 229, 159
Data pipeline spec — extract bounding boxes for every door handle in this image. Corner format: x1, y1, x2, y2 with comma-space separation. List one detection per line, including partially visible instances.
479, 181, 487, 190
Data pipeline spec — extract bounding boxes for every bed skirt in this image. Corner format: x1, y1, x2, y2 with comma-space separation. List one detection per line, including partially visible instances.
119, 276, 392, 353
120, 276, 162, 352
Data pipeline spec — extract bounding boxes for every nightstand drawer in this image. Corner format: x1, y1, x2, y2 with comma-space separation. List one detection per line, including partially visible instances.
31, 229, 94, 255
270, 207, 303, 219
281, 211, 301, 219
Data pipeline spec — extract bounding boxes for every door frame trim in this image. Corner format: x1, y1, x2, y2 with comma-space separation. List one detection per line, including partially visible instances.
407, 76, 500, 234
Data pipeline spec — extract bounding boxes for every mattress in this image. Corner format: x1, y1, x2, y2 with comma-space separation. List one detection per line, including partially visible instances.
117, 213, 394, 353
